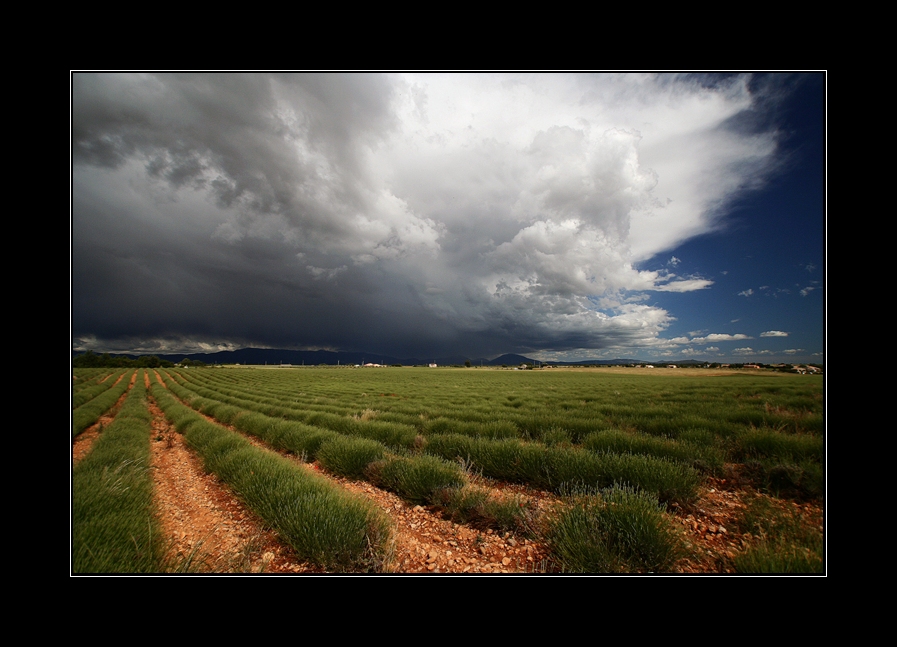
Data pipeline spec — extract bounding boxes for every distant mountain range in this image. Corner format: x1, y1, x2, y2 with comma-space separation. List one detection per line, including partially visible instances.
73, 347, 706, 367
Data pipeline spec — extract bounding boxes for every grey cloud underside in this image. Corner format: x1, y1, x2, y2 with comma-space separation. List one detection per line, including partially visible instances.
72, 72, 780, 356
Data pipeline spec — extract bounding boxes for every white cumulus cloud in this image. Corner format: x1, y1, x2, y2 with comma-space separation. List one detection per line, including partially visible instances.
691, 333, 752, 344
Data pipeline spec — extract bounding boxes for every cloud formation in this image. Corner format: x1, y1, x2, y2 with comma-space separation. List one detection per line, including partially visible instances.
690, 333, 752, 344
72, 73, 783, 358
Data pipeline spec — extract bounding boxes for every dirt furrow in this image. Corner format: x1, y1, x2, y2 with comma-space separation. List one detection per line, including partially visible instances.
147, 396, 322, 573
329, 473, 554, 573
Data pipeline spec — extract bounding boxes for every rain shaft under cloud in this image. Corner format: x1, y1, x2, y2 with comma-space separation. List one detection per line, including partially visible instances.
72, 72, 784, 359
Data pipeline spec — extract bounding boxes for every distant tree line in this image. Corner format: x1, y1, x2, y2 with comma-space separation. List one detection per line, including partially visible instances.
72, 351, 176, 368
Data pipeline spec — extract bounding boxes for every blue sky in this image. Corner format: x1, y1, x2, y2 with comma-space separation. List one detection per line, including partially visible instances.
622, 74, 824, 364
71, 72, 824, 363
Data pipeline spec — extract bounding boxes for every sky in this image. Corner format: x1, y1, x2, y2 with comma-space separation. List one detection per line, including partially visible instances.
71, 72, 825, 364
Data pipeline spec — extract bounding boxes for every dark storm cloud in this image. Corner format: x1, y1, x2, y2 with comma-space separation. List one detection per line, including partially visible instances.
72, 72, 785, 357
72, 73, 398, 246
